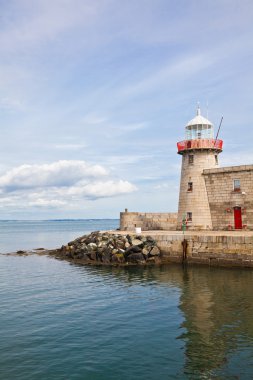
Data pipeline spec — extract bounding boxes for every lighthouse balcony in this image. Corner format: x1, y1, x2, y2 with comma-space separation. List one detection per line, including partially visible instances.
177, 138, 223, 154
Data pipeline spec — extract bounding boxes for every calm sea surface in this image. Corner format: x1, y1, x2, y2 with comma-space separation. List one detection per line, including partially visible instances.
0, 219, 119, 253
1, 220, 253, 379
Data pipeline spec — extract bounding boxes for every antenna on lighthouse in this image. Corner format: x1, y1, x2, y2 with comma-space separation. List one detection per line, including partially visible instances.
215, 116, 223, 143
197, 101, 200, 115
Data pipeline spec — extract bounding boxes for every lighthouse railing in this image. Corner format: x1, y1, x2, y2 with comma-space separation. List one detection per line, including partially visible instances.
177, 139, 223, 153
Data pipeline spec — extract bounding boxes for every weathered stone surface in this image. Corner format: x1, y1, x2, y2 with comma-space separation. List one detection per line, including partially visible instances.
146, 235, 155, 241
16, 250, 26, 254
80, 254, 91, 262
76, 252, 85, 259
116, 240, 125, 249
120, 212, 177, 231
146, 256, 159, 263
142, 247, 150, 257
116, 253, 124, 260
52, 231, 161, 266
131, 239, 143, 246
101, 252, 111, 263
149, 246, 160, 256
127, 252, 145, 263
127, 245, 142, 254
111, 254, 121, 263
88, 243, 97, 250
88, 252, 97, 261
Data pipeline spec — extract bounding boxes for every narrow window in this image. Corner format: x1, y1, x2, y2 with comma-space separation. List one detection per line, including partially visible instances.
234, 179, 241, 192
187, 182, 193, 192
215, 155, 218, 165
187, 212, 192, 222
189, 155, 194, 164
197, 132, 201, 139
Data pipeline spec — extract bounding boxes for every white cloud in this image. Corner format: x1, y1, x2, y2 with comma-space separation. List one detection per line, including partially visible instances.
0, 160, 108, 191
67, 180, 137, 198
0, 160, 137, 210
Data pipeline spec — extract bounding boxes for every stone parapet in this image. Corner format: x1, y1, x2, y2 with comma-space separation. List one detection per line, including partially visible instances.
120, 212, 177, 231
203, 164, 253, 175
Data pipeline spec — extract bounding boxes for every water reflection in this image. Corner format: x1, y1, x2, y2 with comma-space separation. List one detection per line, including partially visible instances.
179, 267, 253, 378
77, 264, 253, 378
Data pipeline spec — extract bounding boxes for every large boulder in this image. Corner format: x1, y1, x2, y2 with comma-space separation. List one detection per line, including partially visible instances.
101, 252, 111, 263
124, 245, 142, 259
127, 252, 145, 264
88, 243, 97, 250
131, 239, 143, 246
142, 247, 150, 257
149, 246, 160, 256
88, 251, 97, 261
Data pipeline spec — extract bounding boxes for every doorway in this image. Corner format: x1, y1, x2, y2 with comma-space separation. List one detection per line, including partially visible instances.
234, 207, 242, 229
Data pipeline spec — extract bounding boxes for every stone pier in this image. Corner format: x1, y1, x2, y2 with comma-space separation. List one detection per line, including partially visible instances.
109, 230, 253, 268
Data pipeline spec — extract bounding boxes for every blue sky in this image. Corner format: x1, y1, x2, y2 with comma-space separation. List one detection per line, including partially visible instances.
0, 0, 253, 219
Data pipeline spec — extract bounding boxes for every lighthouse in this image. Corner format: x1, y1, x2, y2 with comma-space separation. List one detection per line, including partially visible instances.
177, 107, 223, 230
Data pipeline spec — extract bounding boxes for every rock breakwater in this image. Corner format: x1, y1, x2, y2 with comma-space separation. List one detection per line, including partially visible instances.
49, 231, 162, 265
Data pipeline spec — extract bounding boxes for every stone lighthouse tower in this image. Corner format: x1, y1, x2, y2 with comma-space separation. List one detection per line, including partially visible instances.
177, 107, 223, 230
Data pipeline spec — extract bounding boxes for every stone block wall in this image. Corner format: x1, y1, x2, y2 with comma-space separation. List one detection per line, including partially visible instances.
144, 232, 253, 268
120, 211, 178, 231
203, 165, 253, 230
109, 230, 253, 268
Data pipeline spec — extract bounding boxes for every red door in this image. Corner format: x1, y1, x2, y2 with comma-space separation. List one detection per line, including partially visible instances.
234, 207, 242, 229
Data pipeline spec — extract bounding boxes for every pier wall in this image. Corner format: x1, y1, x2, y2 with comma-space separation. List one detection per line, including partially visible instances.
120, 211, 177, 231
112, 230, 253, 268
151, 232, 253, 267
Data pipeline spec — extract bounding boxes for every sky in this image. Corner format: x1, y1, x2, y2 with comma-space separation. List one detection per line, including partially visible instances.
0, 0, 253, 219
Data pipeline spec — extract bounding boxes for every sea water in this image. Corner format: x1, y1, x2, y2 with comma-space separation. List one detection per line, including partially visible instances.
1, 220, 253, 379
0, 219, 119, 253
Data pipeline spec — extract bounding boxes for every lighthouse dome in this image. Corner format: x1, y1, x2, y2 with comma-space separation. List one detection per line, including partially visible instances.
186, 107, 213, 127
185, 106, 214, 140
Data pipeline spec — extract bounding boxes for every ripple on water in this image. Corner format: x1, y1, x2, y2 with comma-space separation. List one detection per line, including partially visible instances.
1, 256, 253, 379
